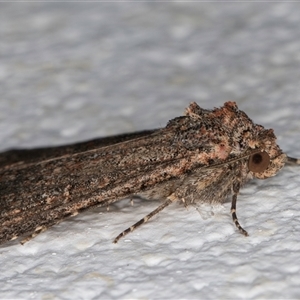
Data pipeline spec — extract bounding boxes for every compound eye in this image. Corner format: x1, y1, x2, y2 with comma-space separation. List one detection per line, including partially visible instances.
248, 151, 270, 173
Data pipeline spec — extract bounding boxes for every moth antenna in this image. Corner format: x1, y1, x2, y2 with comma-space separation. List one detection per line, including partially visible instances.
205, 149, 262, 170
286, 156, 300, 165
113, 199, 173, 243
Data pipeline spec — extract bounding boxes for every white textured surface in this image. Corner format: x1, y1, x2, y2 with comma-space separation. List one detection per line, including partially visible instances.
1, 3, 300, 299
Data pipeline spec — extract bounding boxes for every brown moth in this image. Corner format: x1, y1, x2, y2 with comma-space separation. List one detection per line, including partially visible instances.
0, 102, 299, 245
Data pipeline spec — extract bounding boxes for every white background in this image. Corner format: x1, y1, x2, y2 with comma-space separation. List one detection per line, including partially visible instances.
1, 2, 300, 299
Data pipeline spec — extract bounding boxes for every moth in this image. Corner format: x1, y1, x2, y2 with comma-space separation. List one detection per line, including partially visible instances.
0, 102, 299, 245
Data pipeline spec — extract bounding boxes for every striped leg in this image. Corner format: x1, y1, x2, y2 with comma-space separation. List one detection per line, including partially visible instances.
20, 225, 49, 245
231, 186, 248, 236
113, 199, 173, 243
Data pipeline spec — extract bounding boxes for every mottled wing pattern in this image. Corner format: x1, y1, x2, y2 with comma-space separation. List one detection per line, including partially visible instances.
0, 102, 290, 245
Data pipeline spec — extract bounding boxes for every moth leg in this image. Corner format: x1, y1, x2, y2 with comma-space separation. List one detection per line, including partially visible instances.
113, 199, 173, 243
231, 185, 248, 236
20, 225, 49, 245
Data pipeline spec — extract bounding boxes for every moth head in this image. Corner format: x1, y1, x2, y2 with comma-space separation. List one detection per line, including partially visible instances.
245, 127, 287, 179
248, 150, 286, 179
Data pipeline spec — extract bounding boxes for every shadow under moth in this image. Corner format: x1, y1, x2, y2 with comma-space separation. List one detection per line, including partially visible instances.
0, 102, 299, 245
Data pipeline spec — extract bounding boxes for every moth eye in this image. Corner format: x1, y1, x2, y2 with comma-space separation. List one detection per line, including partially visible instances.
248, 151, 270, 173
